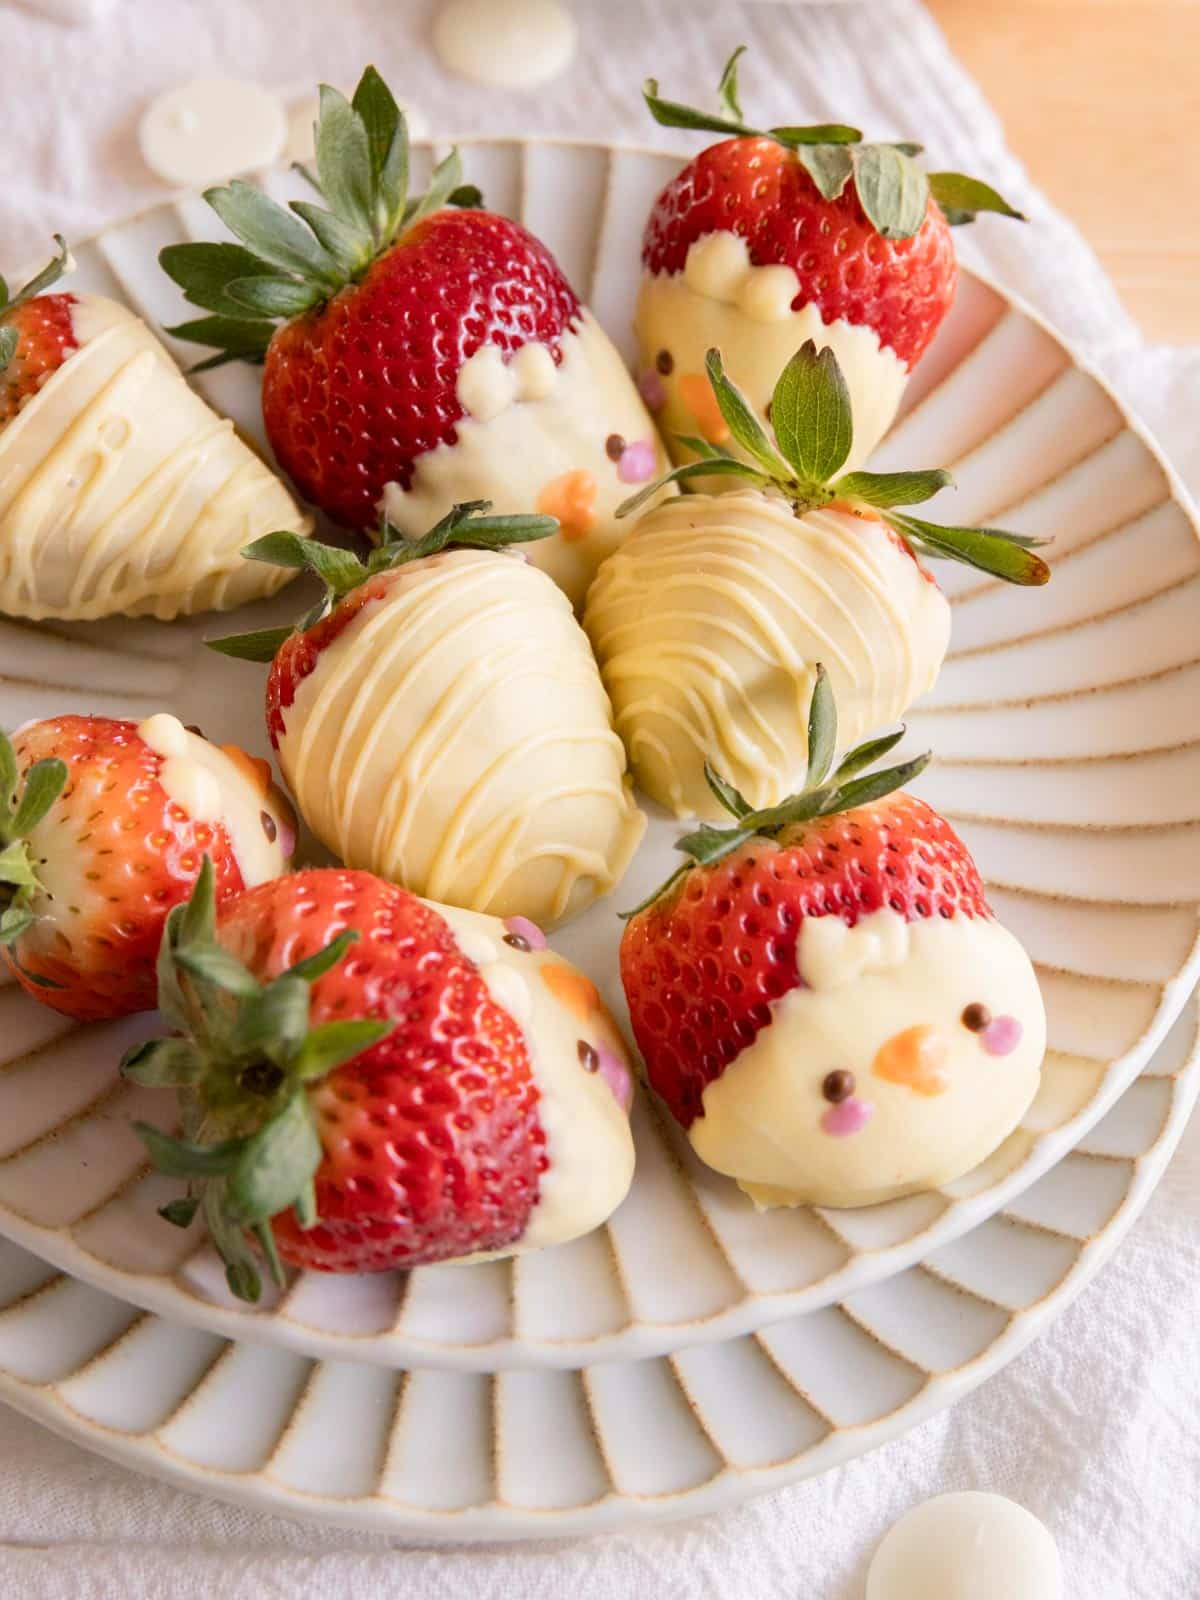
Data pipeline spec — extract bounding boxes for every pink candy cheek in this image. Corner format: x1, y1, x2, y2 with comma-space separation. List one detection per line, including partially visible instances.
617, 439, 657, 484
637, 370, 666, 410
595, 1043, 633, 1113
982, 1015, 1023, 1057
277, 819, 297, 862
503, 915, 546, 951
821, 1097, 874, 1137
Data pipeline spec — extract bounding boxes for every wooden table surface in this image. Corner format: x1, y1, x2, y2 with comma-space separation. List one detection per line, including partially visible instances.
927, 0, 1200, 342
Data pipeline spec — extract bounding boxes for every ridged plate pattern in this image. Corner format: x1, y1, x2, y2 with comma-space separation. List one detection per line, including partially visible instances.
0, 997, 1192, 1540
2, 140, 1198, 1368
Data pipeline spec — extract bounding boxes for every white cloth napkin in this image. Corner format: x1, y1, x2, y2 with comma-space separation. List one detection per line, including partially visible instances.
2, 2, 1198, 1594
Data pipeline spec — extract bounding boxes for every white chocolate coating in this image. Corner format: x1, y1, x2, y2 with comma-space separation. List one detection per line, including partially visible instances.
0, 296, 310, 620
584, 491, 950, 818
378, 312, 671, 608
432, 0, 578, 89
867, 1492, 1063, 1600
136, 713, 293, 888
435, 901, 635, 1252
635, 232, 907, 479
689, 909, 1046, 1209
276, 548, 645, 927
138, 78, 287, 188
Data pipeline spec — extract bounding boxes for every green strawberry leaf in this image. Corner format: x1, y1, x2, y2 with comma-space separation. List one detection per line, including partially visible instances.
794, 143, 855, 201
0, 326, 18, 374
834, 468, 953, 508
121, 1038, 203, 1088
448, 184, 484, 209
769, 340, 853, 485
205, 181, 340, 286
833, 727, 906, 783
204, 1184, 264, 1301
163, 314, 275, 360
8, 235, 71, 311
293, 1018, 395, 1082
823, 751, 931, 815
805, 663, 836, 788
283, 928, 361, 984
769, 124, 863, 147
642, 76, 749, 137
134, 1123, 244, 1179
287, 199, 374, 277
404, 148, 467, 232
702, 764, 752, 819
929, 171, 1026, 225
158, 1196, 201, 1229
0, 732, 16, 812
886, 511, 1052, 585
223, 1092, 323, 1225
852, 145, 930, 240
10, 756, 65, 837
616, 456, 771, 519
224, 275, 321, 320
175, 941, 263, 998
243, 531, 367, 595
229, 975, 312, 1067
206, 626, 293, 662
316, 84, 375, 240
159, 241, 275, 318
716, 45, 747, 122
705, 348, 794, 479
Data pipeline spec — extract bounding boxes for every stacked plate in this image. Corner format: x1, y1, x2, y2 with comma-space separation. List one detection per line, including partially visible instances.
2, 139, 1199, 1539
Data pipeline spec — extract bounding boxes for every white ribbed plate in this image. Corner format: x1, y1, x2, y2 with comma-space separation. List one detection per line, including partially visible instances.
2, 139, 1199, 1368
0, 998, 1193, 1540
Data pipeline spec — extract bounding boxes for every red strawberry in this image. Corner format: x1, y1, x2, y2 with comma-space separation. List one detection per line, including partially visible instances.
620, 667, 984, 1126
260, 208, 580, 533
635, 50, 1022, 472
0, 715, 293, 1021
643, 135, 955, 371
0, 238, 78, 429
160, 67, 666, 605
125, 866, 547, 1298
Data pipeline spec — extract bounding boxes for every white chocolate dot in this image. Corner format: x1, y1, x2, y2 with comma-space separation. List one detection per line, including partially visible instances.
510, 342, 557, 401
456, 928, 500, 969
137, 712, 189, 759
433, 0, 578, 90
456, 343, 517, 422
737, 262, 801, 322
867, 1493, 1063, 1600
139, 78, 287, 188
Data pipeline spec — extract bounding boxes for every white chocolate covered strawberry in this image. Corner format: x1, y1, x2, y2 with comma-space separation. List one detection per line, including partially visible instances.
585, 341, 1048, 819
162, 67, 669, 610
621, 675, 1045, 1209
0, 240, 311, 621
215, 503, 645, 927
634, 49, 1023, 477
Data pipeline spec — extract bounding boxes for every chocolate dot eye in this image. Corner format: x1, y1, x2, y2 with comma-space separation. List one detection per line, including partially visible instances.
577, 1039, 599, 1072
822, 1069, 855, 1103
605, 433, 626, 461
503, 932, 532, 952
260, 810, 277, 842
655, 348, 674, 375
962, 1002, 992, 1032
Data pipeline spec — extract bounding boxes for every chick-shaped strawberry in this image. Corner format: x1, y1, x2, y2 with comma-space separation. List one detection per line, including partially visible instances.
161, 66, 669, 609
213, 501, 645, 927
0, 238, 310, 621
585, 339, 1048, 819
621, 671, 1045, 1209
0, 714, 294, 1020
125, 862, 636, 1300
635, 48, 1023, 476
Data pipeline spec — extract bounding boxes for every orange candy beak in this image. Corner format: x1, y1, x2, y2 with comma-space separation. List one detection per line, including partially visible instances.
872, 1024, 951, 1098
678, 372, 732, 446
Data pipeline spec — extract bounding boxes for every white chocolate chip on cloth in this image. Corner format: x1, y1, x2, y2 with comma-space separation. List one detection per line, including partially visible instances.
138, 77, 287, 187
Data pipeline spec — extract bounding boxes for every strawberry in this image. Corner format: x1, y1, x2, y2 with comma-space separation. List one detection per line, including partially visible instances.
0, 715, 294, 1021
635, 48, 1023, 472
0, 237, 77, 429
210, 501, 645, 928
586, 339, 1047, 820
621, 670, 1045, 1207
161, 66, 667, 606
125, 863, 635, 1299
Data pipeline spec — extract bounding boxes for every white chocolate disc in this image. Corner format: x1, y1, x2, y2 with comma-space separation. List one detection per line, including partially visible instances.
868, 1493, 1063, 1600
139, 78, 287, 187
433, 0, 578, 89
